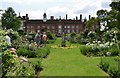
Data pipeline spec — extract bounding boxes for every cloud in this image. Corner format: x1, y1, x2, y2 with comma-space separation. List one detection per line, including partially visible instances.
2, 0, 27, 4
20, 10, 44, 19
74, 5, 97, 14
101, 1, 111, 9
2, 0, 112, 20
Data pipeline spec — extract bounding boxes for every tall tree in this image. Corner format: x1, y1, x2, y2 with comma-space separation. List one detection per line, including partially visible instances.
110, 1, 120, 29
96, 9, 108, 31
86, 17, 99, 31
107, 9, 118, 29
2, 7, 21, 30
110, 1, 120, 12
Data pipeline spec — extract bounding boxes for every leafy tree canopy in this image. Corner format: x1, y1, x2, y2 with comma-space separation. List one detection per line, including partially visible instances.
2, 7, 21, 30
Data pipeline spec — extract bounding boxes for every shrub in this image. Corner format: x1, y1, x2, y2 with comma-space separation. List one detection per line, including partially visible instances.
6, 29, 19, 41
35, 47, 50, 58
17, 30, 25, 36
70, 32, 76, 38
108, 45, 119, 56
2, 50, 15, 77
99, 57, 120, 78
27, 33, 35, 43
16, 45, 36, 58
46, 31, 54, 40
16, 47, 29, 57
99, 60, 109, 72
88, 31, 96, 39
55, 33, 61, 37
46, 40, 55, 44
76, 32, 89, 44
29, 59, 43, 77
108, 67, 120, 78
80, 45, 91, 55
69, 33, 77, 43
32, 60, 43, 72
6, 58, 35, 76
35, 48, 42, 58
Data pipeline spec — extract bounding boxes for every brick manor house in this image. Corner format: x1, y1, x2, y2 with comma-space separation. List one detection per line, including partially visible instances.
19, 13, 89, 34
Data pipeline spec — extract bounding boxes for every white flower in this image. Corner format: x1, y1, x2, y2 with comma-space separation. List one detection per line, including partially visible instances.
99, 44, 104, 47
86, 43, 89, 46
98, 41, 101, 44
93, 41, 96, 43
112, 38, 115, 41
90, 44, 94, 46
113, 31, 117, 34
106, 52, 111, 56
105, 42, 110, 46
29, 44, 31, 47
110, 42, 113, 46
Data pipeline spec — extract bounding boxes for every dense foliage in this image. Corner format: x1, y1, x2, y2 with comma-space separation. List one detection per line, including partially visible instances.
2, 7, 21, 30
99, 57, 120, 78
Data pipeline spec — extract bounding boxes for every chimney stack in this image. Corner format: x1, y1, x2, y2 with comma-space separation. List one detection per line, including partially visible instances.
19, 12, 20, 16
76, 16, 78, 20
80, 14, 82, 21
59, 16, 61, 20
26, 14, 29, 20
50, 16, 54, 20
89, 15, 91, 20
66, 14, 68, 20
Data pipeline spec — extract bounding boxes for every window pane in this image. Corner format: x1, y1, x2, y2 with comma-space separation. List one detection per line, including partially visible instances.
64, 26, 66, 28
68, 30, 70, 33
76, 26, 78, 28
58, 29, 62, 33
72, 30, 74, 32
52, 26, 55, 29
27, 26, 29, 28
59, 25, 62, 28
68, 26, 70, 28
76, 30, 79, 33
38, 26, 40, 28
72, 26, 74, 28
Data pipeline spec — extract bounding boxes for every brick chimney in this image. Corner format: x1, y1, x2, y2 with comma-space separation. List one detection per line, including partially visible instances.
80, 14, 82, 21
66, 14, 68, 20
76, 16, 78, 20
26, 14, 29, 20
89, 15, 91, 20
50, 16, 54, 20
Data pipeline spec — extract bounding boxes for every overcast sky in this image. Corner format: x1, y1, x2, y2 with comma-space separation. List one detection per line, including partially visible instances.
1, 0, 112, 20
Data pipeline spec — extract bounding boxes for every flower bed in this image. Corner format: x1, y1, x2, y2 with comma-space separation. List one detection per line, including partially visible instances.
51, 45, 77, 49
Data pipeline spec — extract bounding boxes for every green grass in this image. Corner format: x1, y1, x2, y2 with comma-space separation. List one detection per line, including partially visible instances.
40, 38, 109, 76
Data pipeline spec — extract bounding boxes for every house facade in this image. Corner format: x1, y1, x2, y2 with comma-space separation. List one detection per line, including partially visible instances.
20, 13, 87, 34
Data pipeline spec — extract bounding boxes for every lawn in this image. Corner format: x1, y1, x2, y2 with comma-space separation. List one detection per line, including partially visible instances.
40, 38, 109, 76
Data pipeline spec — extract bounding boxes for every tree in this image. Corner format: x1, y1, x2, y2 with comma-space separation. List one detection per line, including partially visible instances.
107, 9, 118, 29
2, 7, 21, 30
109, 1, 120, 29
96, 9, 109, 31
97, 9, 108, 21
110, 1, 120, 12
86, 17, 99, 31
